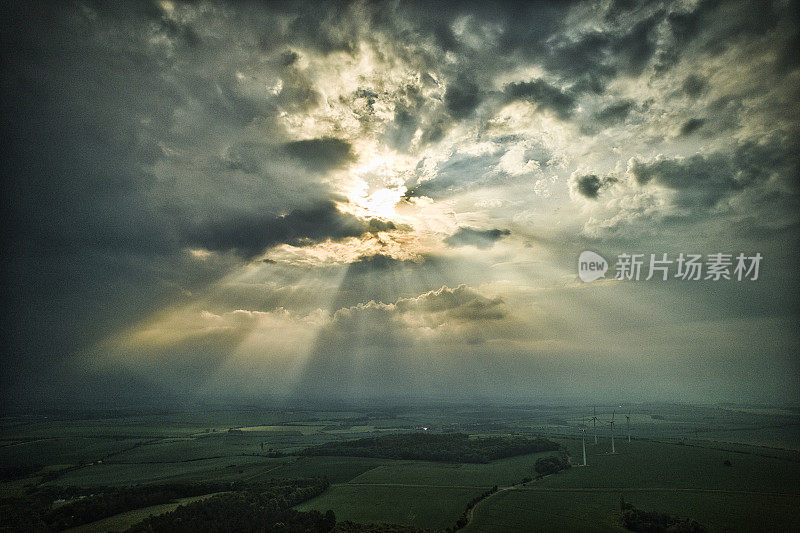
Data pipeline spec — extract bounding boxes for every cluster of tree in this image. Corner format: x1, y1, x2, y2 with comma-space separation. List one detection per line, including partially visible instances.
0, 479, 329, 532
534, 455, 571, 476
333, 521, 429, 532
619, 497, 707, 533
259, 442, 285, 457
49, 480, 329, 530
127, 491, 334, 532
452, 485, 499, 530
129, 499, 436, 533
0, 496, 50, 531
300, 433, 560, 463
0, 463, 43, 481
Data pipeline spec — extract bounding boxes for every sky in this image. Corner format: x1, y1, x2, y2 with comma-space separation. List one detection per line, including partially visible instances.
1, 0, 799, 409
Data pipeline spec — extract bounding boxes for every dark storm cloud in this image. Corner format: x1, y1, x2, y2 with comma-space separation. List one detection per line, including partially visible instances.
537, 9, 662, 93
630, 138, 799, 209
604, 0, 642, 21
283, 137, 355, 172
184, 202, 369, 259
387, 106, 420, 151
655, 0, 782, 72
444, 227, 511, 249
159, 16, 202, 48
279, 50, 300, 67
679, 117, 706, 136
365, 218, 399, 233
609, 10, 663, 75
682, 74, 708, 98
445, 76, 482, 119
349, 253, 417, 270
571, 174, 618, 199
283, 2, 359, 55
594, 100, 635, 125
504, 79, 576, 119
0, 0, 373, 403
573, 175, 601, 199
354, 88, 379, 113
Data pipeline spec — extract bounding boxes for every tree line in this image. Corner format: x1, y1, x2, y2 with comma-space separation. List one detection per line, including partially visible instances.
127, 486, 334, 532
0, 479, 329, 532
300, 433, 560, 463
619, 497, 707, 533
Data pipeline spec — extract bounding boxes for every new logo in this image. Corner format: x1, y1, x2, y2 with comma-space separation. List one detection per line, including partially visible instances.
578, 251, 608, 282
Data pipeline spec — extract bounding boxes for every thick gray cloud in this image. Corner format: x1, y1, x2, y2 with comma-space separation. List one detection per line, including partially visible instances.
679, 117, 706, 136
594, 100, 635, 125
283, 137, 355, 172
183, 202, 370, 259
445, 76, 482, 119
571, 174, 618, 199
504, 80, 576, 119
445, 227, 511, 249
576, 175, 603, 198
682, 74, 708, 98
656, 0, 781, 72
629, 139, 799, 209
536, 7, 663, 94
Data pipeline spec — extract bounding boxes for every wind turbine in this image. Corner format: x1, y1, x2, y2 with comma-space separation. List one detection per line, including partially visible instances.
581, 422, 588, 466
591, 407, 598, 444
626, 412, 631, 443
608, 410, 616, 454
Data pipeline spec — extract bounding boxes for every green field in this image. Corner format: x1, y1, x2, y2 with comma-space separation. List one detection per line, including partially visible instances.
465, 489, 625, 532
348, 451, 556, 487
466, 488, 800, 532
550, 438, 800, 492
1, 404, 799, 531
46, 455, 274, 487
0, 437, 145, 470
260, 456, 392, 483
297, 484, 484, 529
107, 434, 266, 462
65, 492, 226, 533
460, 437, 800, 532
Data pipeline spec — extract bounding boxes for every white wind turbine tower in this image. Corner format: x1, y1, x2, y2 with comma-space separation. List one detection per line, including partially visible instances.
581, 421, 588, 466
608, 410, 616, 454
626, 412, 631, 443
591, 407, 598, 444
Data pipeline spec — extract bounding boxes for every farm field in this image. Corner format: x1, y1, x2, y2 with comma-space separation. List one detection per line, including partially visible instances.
65, 492, 226, 533
549, 438, 800, 492
47, 455, 277, 487
346, 450, 557, 487
466, 487, 800, 532
294, 437, 800, 531
1, 403, 798, 531
297, 485, 484, 530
